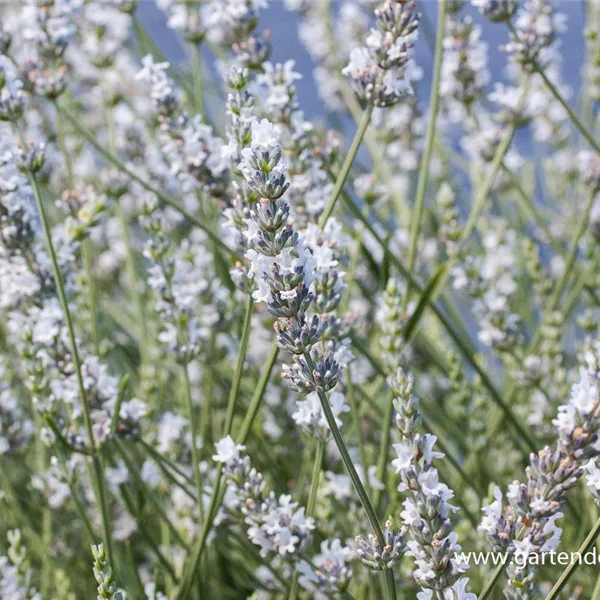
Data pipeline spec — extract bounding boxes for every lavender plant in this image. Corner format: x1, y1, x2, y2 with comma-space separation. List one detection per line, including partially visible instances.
1, 0, 600, 598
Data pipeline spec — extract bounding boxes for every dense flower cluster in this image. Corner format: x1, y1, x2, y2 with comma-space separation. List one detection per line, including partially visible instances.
343, 0, 421, 107
390, 369, 474, 597
214, 435, 315, 558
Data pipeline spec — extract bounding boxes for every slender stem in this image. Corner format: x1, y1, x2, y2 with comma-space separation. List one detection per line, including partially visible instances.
91, 454, 114, 563
173, 295, 259, 599
347, 372, 370, 488
501, 162, 559, 250
306, 440, 325, 516
34, 411, 52, 596
200, 332, 216, 450
57, 106, 102, 357
544, 516, 600, 600
531, 57, 600, 156
106, 105, 147, 355
383, 571, 398, 600
110, 375, 130, 435
17, 131, 95, 450
114, 440, 190, 549
545, 189, 597, 314
82, 240, 100, 354
337, 71, 410, 222
224, 295, 254, 435
58, 455, 96, 544
15, 123, 114, 562
462, 121, 519, 242
139, 439, 196, 492
237, 342, 279, 442
373, 390, 394, 513
405, 0, 447, 298
564, 251, 600, 317
319, 102, 374, 228
54, 105, 74, 185
59, 106, 236, 258
189, 42, 204, 116
173, 471, 223, 599
119, 481, 178, 581
303, 355, 382, 540
288, 439, 325, 600
478, 560, 509, 600
182, 364, 204, 509
302, 352, 396, 600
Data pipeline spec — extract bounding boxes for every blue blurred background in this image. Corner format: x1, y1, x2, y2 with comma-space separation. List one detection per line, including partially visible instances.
137, 1, 587, 120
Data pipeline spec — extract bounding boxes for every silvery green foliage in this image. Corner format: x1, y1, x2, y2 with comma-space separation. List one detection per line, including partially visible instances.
1, 0, 600, 597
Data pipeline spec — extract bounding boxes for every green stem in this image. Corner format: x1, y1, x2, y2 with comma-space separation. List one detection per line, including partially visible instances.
224, 295, 254, 435
113, 440, 190, 550
237, 342, 279, 442
200, 332, 216, 450
501, 162, 559, 251
173, 469, 223, 599
306, 440, 324, 516
405, 0, 447, 299
59, 456, 96, 544
564, 251, 600, 317
478, 561, 509, 600
139, 440, 196, 494
545, 189, 597, 314
106, 106, 147, 355
318, 102, 374, 228
15, 123, 114, 562
82, 240, 100, 354
91, 454, 114, 563
373, 390, 394, 513
18, 131, 94, 449
303, 352, 396, 600
288, 439, 325, 600
34, 411, 52, 596
173, 295, 258, 599
119, 481, 178, 581
347, 372, 370, 489
303, 355, 381, 538
57, 102, 101, 356
543, 516, 600, 600
182, 364, 204, 510
110, 374, 130, 436
189, 42, 204, 116
534, 61, 600, 156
